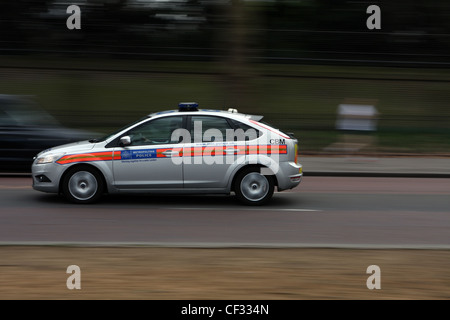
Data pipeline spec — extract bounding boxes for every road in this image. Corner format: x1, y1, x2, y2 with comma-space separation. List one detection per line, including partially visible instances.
1, 176, 449, 247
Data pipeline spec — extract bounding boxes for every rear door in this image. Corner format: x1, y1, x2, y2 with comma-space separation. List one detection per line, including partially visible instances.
182, 115, 243, 189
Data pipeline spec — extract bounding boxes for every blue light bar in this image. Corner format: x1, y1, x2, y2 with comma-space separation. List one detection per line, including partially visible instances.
178, 102, 199, 111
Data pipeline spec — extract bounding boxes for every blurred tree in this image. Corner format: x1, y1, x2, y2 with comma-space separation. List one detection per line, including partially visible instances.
1, 0, 450, 66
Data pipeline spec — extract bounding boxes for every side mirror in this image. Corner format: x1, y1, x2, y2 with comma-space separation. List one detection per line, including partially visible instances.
120, 136, 131, 146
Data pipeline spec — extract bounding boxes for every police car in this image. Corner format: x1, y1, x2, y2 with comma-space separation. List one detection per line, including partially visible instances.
32, 103, 302, 205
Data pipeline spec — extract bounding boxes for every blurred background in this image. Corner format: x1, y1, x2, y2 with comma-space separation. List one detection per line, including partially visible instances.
1, 0, 450, 162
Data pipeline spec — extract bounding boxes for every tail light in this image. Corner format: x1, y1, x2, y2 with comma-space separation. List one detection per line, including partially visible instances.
294, 143, 298, 164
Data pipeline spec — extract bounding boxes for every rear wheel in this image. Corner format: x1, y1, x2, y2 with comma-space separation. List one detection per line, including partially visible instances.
234, 167, 274, 205
62, 166, 104, 204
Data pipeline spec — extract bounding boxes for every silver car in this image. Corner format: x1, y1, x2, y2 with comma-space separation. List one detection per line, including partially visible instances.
32, 103, 302, 205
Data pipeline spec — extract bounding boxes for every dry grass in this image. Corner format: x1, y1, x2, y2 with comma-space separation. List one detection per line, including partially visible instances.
0, 246, 449, 300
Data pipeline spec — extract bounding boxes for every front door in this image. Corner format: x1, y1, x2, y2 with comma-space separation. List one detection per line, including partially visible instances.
112, 116, 184, 189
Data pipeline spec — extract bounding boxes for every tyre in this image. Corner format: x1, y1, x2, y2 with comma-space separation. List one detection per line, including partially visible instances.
62, 166, 104, 204
234, 167, 275, 205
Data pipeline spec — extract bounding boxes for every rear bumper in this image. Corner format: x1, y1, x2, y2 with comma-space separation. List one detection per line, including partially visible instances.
277, 161, 302, 191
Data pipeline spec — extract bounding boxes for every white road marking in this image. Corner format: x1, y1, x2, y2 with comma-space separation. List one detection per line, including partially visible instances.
167, 207, 321, 212
1, 241, 449, 250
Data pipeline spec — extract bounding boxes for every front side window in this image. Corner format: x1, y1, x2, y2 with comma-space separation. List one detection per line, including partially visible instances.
127, 116, 183, 146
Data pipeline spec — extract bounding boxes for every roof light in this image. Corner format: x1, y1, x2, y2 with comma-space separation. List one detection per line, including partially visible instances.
178, 102, 199, 112
228, 108, 238, 113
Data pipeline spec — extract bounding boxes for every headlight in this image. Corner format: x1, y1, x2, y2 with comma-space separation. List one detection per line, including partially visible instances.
35, 153, 64, 164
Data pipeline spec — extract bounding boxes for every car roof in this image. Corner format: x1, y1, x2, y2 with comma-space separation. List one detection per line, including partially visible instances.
148, 108, 264, 122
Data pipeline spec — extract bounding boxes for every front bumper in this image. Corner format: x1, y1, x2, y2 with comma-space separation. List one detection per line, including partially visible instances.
31, 162, 64, 193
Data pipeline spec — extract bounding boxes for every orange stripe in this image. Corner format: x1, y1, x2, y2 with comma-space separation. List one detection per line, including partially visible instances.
56, 152, 116, 164
183, 145, 287, 156
56, 145, 287, 164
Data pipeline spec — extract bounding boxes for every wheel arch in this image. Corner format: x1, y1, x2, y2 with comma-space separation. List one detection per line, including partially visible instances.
230, 164, 279, 193
58, 163, 108, 195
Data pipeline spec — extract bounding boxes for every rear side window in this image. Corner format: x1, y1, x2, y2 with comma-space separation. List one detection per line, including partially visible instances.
190, 116, 233, 142
190, 116, 262, 142
250, 119, 293, 139
229, 119, 261, 141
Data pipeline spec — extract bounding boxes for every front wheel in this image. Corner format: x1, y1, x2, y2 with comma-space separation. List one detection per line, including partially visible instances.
62, 166, 104, 204
234, 168, 275, 205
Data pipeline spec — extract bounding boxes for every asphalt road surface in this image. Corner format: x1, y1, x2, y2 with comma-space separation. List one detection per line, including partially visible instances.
1, 176, 449, 247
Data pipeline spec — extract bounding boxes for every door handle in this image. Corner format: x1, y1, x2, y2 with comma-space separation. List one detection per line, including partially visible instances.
162, 150, 179, 157
225, 148, 241, 154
